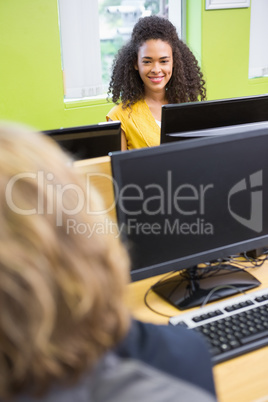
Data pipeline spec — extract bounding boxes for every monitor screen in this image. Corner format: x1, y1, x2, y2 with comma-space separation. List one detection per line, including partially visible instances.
111, 124, 268, 309
161, 94, 268, 143
43, 121, 121, 160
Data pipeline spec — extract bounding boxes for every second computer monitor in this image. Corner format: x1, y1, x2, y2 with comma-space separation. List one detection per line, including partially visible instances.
161, 94, 268, 143
44, 121, 121, 160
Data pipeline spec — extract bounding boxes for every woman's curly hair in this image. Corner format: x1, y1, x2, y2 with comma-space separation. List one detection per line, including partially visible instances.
108, 15, 206, 108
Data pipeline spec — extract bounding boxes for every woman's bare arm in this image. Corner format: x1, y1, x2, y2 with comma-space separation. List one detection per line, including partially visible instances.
107, 118, 127, 150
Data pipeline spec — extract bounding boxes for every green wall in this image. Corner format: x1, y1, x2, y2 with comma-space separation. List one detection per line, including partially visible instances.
187, 0, 268, 100
1, 0, 268, 130
0, 0, 111, 131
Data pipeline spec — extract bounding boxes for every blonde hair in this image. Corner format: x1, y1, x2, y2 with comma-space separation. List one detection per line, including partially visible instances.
0, 122, 130, 398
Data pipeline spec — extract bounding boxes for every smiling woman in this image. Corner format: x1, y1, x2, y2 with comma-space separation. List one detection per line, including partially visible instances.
106, 15, 206, 150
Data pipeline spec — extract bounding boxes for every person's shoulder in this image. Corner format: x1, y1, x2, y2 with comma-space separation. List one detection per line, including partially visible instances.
11, 353, 216, 402
116, 319, 216, 396
107, 102, 124, 117
124, 318, 201, 343
117, 319, 213, 374
93, 353, 217, 402
134, 319, 212, 360
107, 103, 130, 124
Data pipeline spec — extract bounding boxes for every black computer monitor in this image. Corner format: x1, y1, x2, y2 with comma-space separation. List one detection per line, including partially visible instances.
43, 121, 121, 160
161, 94, 268, 143
111, 123, 268, 310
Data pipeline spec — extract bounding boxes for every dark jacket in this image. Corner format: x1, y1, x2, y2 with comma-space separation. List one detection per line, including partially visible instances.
6, 320, 217, 401
14, 353, 216, 402
115, 319, 216, 397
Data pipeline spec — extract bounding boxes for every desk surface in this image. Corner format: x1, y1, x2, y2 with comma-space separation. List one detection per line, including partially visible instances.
126, 262, 268, 402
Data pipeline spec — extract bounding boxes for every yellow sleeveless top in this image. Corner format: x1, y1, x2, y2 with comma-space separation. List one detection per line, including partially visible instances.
106, 100, 160, 150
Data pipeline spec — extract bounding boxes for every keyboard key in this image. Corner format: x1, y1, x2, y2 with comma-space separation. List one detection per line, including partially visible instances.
220, 344, 231, 352
192, 316, 203, 323
240, 329, 268, 344
229, 340, 240, 348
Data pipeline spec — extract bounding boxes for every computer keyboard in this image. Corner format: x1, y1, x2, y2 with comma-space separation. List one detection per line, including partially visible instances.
169, 288, 268, 364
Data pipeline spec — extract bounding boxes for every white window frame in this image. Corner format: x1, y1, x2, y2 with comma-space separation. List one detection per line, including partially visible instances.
249, 0, 268, 79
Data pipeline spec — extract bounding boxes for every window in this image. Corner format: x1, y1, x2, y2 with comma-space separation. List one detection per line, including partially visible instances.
249, 0, 268, 79
58, 0, 184, 101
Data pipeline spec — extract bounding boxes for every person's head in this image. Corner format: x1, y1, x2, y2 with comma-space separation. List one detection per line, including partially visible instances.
108, 15, 206, 108
0, 122, 130, 399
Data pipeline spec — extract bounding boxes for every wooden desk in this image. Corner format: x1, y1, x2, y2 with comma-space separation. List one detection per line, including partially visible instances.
73, 156, 116, 222
126, 263, 268, 402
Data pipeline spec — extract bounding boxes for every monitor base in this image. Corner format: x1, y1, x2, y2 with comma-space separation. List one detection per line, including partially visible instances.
152, 265, 261, 311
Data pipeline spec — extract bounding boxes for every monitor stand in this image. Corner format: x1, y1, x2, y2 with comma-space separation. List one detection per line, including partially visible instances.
152, 265, 261, 310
